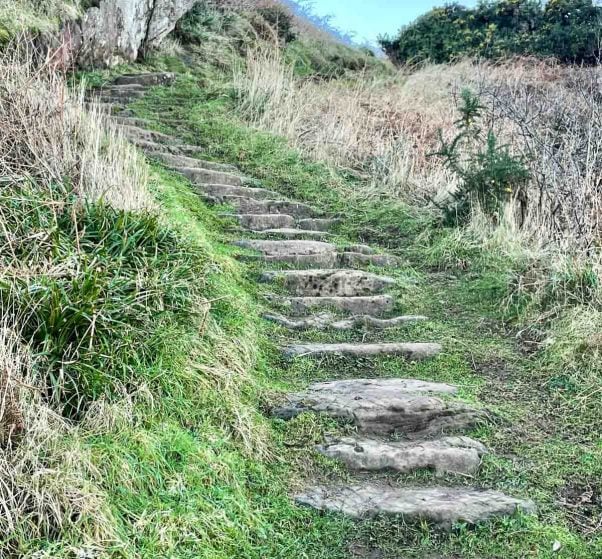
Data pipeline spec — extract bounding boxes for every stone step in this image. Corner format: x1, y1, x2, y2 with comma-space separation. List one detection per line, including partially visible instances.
272, 378, 480, 438
261, 269, 395, 297
149, 152, 239, 174
222, 213, 296, 231
283, 342, 441, 360
197, 183, 277, 201
113, 72, 176, 87
109, 116, 151, 128
263, 312, 428, 331
318, 436, 487, 476
298, 218, 341, 232
342, 244, 375, 255
220, 197, 317, 218
85, 102, 127, 114
338, 252, 400, 268
137, 139, 204, 157
176, 166, 247, 188
251, 228, 333, 240
235, 240, 337, 267
118, 125, 181, 146
274, 295, 395, 317
296, 485, 535, 527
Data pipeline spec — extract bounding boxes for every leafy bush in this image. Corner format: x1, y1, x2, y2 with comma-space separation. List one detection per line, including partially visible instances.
380, 0, 602, 65
432, 89, 530, 224
254, 5, 297, 44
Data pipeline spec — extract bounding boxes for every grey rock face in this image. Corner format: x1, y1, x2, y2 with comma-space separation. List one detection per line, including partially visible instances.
118, 125, 181, 146
263, 312, 428, 331
113, 72, 176, 86
272, 378, 481, 438
261, 269, 396, 297
318, 436, 487, 476
296, 485, 536, 526
283, 342, 442, 361
78, 0, 196, 68
277, 295, 395, 317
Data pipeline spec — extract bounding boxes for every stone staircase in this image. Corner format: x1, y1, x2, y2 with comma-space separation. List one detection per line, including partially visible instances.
87, 73, 536, 531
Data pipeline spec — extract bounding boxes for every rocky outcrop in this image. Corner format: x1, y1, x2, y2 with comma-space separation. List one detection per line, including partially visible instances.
49, 1, 195, 68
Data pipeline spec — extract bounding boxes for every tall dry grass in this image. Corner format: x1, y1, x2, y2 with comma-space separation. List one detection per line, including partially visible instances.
234, 44, 602, 251
0, 43, 153, 550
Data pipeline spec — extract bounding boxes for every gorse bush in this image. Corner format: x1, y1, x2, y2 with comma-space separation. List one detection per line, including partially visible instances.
432, 89, 530, 225
380, 0, 602, 65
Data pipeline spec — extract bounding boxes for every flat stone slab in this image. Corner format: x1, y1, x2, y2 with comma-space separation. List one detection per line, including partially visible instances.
136, 139, 204, 157
220, 197, 316, 218
113, 72, 176, 87
151, 152, 239, 174
197, 183, 277, 201
235, 240, 335, 257
276, 295, 395, 317
176, 166, 246, 188
298, 218, 341, 232
272, 378, 481, 438
223, 213, 296, 231
263, 312, 428, 331
296, 485, 536, 526
119, 125, 181, 146
339, 252, 401, 268
318, 436, 487, 476
261, 269, 395, 297
251, 228, 333, 240
283, 342, 441, 360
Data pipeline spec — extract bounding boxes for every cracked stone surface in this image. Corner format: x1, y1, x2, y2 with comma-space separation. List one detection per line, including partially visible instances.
261, 269, 396, 297
235, 240, 336, 257
263, 312, 428, 330
295, 485, 536, 526
298, 218, 340, 231
118, 125, 181, 146
276, 295, 395, 316
272, 378, 481, 438
283, 342, 442, 361
318, 436, 487, 475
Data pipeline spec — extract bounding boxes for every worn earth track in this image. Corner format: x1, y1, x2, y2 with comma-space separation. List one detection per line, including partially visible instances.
88, 73, 536, 542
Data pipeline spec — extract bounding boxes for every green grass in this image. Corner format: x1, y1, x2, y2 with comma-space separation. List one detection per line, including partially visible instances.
111, 64, 602, 558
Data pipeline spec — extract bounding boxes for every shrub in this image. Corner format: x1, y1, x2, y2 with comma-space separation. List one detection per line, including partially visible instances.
380, 0, 602, 65
432, 89, 531, 225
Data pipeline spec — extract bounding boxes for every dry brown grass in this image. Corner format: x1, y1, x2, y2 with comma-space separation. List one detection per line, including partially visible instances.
234, 46, 602, 251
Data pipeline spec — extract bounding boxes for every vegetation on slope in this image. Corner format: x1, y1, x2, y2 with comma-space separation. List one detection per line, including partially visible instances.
380, 0, 602, 65
1, 0, 601, 557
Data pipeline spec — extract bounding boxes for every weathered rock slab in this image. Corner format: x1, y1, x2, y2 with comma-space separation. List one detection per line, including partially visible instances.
197, 184, 277, 201
263, 312, 428, 331
298, 218, 340, 232
339, 252, 401, 268
151, 152, 239, 173
113, 72, 176, 86
251, 228, 333, 240
276, 295, 395, 317
283, 342, 441, 360
177, 167, 246, 188
224, 214, 296, 231
272, 378, 481, 438
318, 436, 487, 475
296, 485, 536, 526
261, 269, 395, 297
221, 197, 316, 218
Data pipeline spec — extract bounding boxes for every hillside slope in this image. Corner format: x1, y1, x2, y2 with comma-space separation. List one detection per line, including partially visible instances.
0, 1, 601, 558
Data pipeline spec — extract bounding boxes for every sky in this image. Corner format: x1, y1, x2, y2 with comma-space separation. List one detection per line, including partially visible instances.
309, 0, 478, 45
